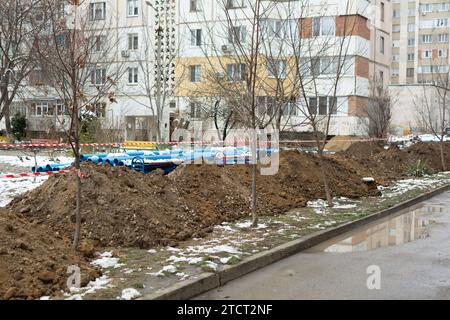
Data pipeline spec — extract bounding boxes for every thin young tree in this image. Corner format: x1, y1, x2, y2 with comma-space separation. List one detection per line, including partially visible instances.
0, 0, 47, 138
34, 0, 124, 249
414, 66, 449, 172
287, 3, 361, 208
182, 0, 294, 227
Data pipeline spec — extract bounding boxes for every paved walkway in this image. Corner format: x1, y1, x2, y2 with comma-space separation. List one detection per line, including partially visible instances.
196, 191, 450, 299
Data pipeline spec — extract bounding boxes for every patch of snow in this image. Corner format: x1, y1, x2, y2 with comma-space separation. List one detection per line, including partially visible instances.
187, 244, 242, 255
0, 176, 48, 207
167, 255, 203, 265
120, 288, 141, 300
91, 252, 124, 269
203, 261, 218, 271
0, 155, 74, 168
235, 221, 267, 229
166, 247, 182, 252
215, 225, 236, 233
147, 249, 157, 254
219, 255, 239, 264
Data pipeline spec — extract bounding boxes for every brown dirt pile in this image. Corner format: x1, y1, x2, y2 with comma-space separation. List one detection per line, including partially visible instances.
7, 151, 374, 249
0, 209, 99, 300
333, 142, 450, 185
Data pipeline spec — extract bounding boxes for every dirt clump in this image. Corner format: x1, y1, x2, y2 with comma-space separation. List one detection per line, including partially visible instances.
0, 209, 99, 300
333, 142, 450, 185
8, 151, 373, 249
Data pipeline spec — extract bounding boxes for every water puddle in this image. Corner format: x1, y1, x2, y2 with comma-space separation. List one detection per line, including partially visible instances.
306, 199, 450, 253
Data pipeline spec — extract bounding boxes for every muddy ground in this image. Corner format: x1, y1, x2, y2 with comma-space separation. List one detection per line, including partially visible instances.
2, 141, 450, 299
0, 209, 99, 300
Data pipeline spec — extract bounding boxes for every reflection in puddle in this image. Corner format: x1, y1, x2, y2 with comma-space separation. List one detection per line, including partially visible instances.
308, 203, 449, 253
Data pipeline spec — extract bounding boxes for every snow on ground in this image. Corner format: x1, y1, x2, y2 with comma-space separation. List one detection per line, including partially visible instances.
307, 197, 359, 214
0, 155, 73, 168
0, 176, 48, 207
63, 275, 115, 300
119, 288, 142, 300
235, 221, 267, 229
0, 154, 74, 207
91, 252, 125, 269
379, 174, 450, 198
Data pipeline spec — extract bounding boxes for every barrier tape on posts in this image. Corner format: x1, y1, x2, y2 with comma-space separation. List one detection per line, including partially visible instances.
0, 169, 84, 180
0, 142, 122, 149
0, 137, 393, 150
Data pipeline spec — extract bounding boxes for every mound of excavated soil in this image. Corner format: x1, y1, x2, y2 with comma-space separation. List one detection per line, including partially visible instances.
7, 151, 374, 249
343, 141, 385, 158
333, 142, 450, 185
0, 209, 99, 300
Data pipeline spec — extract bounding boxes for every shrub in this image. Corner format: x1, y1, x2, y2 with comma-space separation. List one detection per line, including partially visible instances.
404, 159, 431, 177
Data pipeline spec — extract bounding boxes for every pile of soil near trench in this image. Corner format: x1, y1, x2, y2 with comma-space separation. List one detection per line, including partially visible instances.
0, 209, 99, 300
7, 151, 374, 249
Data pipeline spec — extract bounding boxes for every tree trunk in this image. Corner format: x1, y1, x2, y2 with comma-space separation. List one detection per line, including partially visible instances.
73, 159, 82, 250
3, 103, 12, 138
440, 139, 447, 172
251, 161, 258, 227
318, 155, 333, 208
251, 131, 258, 227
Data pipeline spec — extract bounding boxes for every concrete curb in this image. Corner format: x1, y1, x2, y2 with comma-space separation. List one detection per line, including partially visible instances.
142, 183, 450, 300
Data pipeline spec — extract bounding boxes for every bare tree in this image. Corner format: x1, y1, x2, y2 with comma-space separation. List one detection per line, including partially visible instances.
117, 1, 180, 142
414, 66, 449, 171
0, 0, 46, 138
34, 0, 123, 249
364, 78, 392, 139
179, 0, 292, 226
286, 2, 360, 208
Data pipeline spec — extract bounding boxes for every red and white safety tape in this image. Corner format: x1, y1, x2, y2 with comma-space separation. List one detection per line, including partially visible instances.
0, 142, 121, 149
0, 169, 83, 179
0, 137, 392, 149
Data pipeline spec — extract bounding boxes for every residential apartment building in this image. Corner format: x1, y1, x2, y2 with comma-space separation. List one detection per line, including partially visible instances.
5, 0, 177, 141
2, 0, 392, 140
175, 0, 392, 137
389, 0, 450, 134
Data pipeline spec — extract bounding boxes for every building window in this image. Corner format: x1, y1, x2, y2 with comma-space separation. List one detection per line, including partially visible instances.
313, 17, 336, 36
56, 101, 68, 116
408, 23, 415, 32
226, 63, 246, 81
228, 26, 246, 44
190, 29, 202, 46
423, 49, 432, 59
91, 35, 106, 52
380, 36, 385, 54
127, 0, 138, 16
89, 2, 106, 21
438, 49, 447, 58
283, 97, 298, 116
407, 53, 415, 61
422, 34, 432, 44
189, 65, 201, 82
34, 102, 48, 117
225, 0, 245, 9
267, 59, 287, 78
91, 68, 106, 85
189, 0, 202, 12
128, 33, 139, 50
190, 102, 201, 118
406, 68, 414, 78
128, 67, 138, 84
380, 2, 385, 22
438, 34, 449, 43
408, 38, 415, 47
